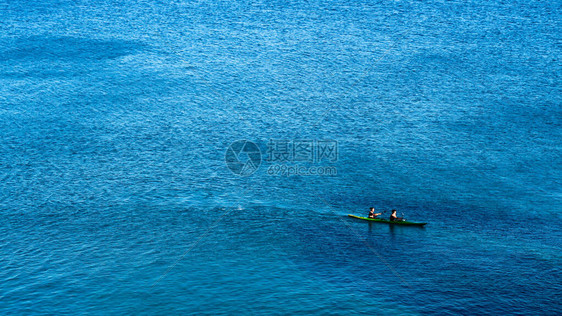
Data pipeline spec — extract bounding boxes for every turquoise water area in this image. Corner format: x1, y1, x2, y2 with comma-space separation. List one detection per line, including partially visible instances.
1, 0, 560, 314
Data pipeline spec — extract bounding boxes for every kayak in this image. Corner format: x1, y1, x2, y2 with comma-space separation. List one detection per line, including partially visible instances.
348, 214, 427, 226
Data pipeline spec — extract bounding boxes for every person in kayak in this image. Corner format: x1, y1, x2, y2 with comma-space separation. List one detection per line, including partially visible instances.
368, 207, 382, 218
389, 209, 404, 221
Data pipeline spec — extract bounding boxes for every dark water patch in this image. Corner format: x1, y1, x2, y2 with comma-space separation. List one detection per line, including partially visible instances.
1, 36, 146, 62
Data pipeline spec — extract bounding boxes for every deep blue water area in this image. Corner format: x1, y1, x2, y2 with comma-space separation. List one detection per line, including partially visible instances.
1, 0, 560, 314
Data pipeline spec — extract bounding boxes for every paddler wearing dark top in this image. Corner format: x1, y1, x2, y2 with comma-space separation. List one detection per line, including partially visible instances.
389, 209, 404, 221
368, 207, 382, 218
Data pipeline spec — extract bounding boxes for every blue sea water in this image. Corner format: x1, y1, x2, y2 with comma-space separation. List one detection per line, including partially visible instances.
1, 0, 561, 314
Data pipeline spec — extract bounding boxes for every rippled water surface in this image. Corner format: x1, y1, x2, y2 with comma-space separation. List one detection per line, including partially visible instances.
1, 0, 561, 314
